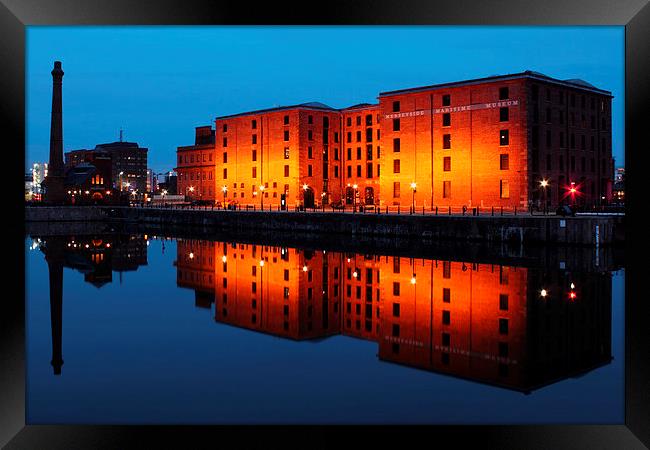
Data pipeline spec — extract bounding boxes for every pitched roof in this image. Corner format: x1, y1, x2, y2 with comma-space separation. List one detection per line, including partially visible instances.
216, 101, 337, 120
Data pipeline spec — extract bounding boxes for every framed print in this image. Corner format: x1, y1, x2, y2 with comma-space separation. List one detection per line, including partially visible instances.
2, 0, 648, 448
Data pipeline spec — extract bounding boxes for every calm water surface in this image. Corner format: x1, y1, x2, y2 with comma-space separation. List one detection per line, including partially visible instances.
25, 231, 625, 424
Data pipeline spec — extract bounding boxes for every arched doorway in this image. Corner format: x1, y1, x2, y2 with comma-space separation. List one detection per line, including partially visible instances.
345, 187, 354, 205
304, 187, 315, 208
91, 192, 103, 204
364, 187, 374, 205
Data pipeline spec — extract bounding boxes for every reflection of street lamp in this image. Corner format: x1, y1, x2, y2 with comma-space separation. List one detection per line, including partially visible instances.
410, 182, 417, 213
260, 185, 265, 209
540, 179, 549, 214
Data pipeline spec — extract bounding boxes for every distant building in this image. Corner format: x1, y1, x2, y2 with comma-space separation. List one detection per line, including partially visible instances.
146, 169, 155, 193
25, 173, 34, 201
157, 171, 178, 195
613, 167, 624, 204
63, 151, 114, 204
31, 162, 48, 199
94, 142, 148, 193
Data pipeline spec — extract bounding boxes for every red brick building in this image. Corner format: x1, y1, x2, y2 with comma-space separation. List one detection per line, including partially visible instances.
177, 71, 613, 209
176, 125, 216, 201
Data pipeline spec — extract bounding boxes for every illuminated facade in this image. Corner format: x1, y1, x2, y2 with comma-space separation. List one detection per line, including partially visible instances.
175, 239, 613, 392
176, 71, 613, 208
176, 126, 216, 201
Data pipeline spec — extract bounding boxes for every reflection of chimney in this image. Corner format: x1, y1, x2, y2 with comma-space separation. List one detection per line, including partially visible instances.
45, 238, 65, 375
44, 61, 66, 203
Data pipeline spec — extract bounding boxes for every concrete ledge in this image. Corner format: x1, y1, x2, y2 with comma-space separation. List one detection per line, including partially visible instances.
25, 206, 624, 246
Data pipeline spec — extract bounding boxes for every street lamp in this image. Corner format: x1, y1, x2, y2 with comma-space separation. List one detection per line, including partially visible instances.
303, 183, 309, 209
221, 185, 227, 208
119, 171, 124, 191
410, 182, 417, 214
352, 183, 358, 212
260, 185, 265, 209
540, 179, 549, 214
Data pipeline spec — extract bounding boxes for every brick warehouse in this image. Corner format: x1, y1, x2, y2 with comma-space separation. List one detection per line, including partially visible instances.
175, 71, 613, 209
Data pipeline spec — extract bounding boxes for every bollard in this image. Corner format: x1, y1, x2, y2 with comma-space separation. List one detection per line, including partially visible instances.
422, 206, 425, 215
448, 206, 451, 216
435, 206, 438, 215
501, 206, 503, 216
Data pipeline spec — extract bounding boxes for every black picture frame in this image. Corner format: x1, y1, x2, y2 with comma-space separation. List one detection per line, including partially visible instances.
2, 0, 647, 448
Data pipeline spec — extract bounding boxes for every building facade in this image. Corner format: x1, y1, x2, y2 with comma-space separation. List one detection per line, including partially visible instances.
176, 126, 216, 201
176, 71, 613, 209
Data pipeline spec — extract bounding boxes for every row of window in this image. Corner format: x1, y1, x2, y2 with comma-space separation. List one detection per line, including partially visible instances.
179, 153, 213, 165
390, 180, 510, 199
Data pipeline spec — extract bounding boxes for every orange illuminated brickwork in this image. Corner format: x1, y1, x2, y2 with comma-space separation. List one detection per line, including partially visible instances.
340, 104, 382, 206
181, 71, 612, 208
339, 252, 383, 341
211, 242, 341, 340
214, 103, 343, 208
175, 126, 216, 201
378, 73, 613, 209
175, 240, 612, 391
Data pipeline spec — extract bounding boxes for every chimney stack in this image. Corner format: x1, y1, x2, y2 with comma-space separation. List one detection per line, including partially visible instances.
43, 61, 66, 203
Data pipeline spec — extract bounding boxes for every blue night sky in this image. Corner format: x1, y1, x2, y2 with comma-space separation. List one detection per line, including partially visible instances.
26, 26, 624, 174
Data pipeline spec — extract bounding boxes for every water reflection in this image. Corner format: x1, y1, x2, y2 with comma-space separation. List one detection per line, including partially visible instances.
174, 238, 613, 393
33, 233, 614, 394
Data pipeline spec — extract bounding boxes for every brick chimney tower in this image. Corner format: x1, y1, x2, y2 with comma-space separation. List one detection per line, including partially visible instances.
43, 61, 66, 203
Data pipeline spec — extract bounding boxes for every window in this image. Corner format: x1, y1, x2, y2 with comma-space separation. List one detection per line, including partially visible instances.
346, 117, 352, 126
499, 294, 508, 310
443, 156, 451, 172
366, 128, 373, 142
283, 115, 289, 125
499, 342, 508, 358
366, 145, 373, 160
347, 166, 352, 178
346, 132, 352, 143
252, 134, 257, 144
356, 165, 362, 177
284, 165, 289, 177
499, 87, 509, 100
356, 131, 361, 142
393, 282, 400, 296
366, 114, 373, 126
356, 116, 361, 126
500, 154, 509, 170
393, 159, 400, 173
500, 130, 509, 146
308, 130, 313, 140
393, 138, 400, 152
252, 119, 257, 129
442, 310, 450, 325
443, 288, 450, 303
499, 318, 509, 335
367, 163, 373, 178
392, 324, 400, 337
443, 261, 451, 278
443, 134, 451, 149
356, 147, 362, 160
223, 168, 227, 179
442, 94, 450, 106
223, 152, 227, 163
283, 130, 289, 141
223, 124, 228, 132
442, 332, 450, 347
393, 118, 400, 131
308, 147, 313, 159
223, 137, 227, 147
252, 167, 257, 178
546, 130, 552, 148
443, 181, 451, 199
393, 181, 400, 198
500, 180, 509, 198
392, 101, 400, 112
392, 303, 400, 317
252, 149, 257, 161
500, 107, 509, 122
308, 115, 313, 124
442, 113, 451, 127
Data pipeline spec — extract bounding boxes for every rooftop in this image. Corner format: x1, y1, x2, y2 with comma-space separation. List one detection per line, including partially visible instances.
379, 70, 612, 97
216, 101, 337, 120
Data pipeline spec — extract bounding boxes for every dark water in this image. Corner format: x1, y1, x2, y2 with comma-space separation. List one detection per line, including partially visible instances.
25, 229, 625, 424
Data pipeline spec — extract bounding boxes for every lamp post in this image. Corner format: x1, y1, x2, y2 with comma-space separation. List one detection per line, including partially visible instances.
410, 182, 417, 214
540, 179, 549, 215
221, 185, 227, 209
303, 183, 309, 210
119, 171, 124, 191
353, 183, 358, 212
260, 185, 265, 209
569, 182, 577, 208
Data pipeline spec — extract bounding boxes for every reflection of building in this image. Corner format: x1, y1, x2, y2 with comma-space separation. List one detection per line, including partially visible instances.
178, 71, 613, 209
175, 239, 613, 393
37, 233, 149, 375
